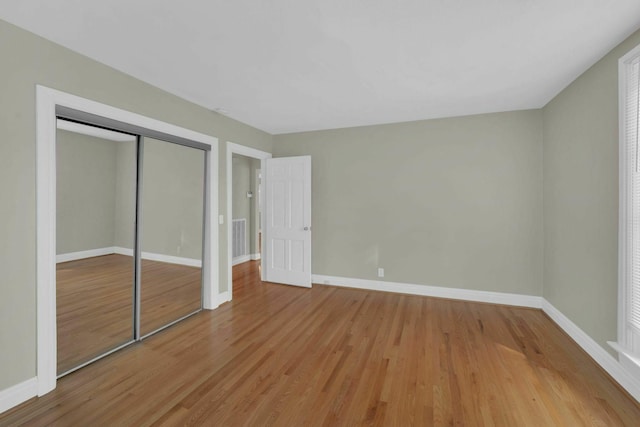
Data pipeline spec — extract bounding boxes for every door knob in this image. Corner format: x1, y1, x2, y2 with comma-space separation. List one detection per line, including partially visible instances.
304, 226, 310, 231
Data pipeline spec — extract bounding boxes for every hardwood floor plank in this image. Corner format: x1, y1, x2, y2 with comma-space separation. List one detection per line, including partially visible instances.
2, 260, 639, 426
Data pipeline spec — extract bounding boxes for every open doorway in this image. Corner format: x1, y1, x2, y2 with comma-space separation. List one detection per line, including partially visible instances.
226, 142, 271, 298
231, 154, 261, 265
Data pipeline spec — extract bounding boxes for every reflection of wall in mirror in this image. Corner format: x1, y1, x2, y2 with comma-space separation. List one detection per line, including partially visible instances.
139, 138, 205, 261
57, 132, 206, 262
56, 129, 122, 254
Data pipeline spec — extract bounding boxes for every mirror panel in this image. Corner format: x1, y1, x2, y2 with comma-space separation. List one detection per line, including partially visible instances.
56, 123, 137, 375
139, 138, 205, 336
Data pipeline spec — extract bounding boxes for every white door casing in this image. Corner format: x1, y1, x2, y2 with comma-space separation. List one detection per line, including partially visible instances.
264, 156, 311, 287
226, 142, 271, 298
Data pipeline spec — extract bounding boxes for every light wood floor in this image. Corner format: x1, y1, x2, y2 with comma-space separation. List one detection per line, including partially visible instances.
56, 254, 201, 374
3, 261, 639, 425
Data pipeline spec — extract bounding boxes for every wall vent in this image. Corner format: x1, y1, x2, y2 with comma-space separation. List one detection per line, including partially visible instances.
232, 218, 247, 259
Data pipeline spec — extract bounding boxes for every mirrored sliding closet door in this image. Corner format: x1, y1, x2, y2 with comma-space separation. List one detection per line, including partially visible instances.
56, 121, 137, 376
55, 114, 209, 377
139, 138, 205, 337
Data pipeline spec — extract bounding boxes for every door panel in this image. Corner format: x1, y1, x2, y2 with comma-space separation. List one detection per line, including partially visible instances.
290, 240, 305, 272
264, 156, 311, 287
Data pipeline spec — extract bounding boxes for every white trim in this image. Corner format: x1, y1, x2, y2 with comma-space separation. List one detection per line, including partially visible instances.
618, 44, 630, 363
36, 86, 57, 396
617, 43, 640, 366
255, 168, 262, 261
608, 341, 640, 381
541, 301, 640, 403
619, 41, 640, 66
36, 85, 219, 399
313, 274, 543, 308
202, 146, 219, 310
608, 341, 640, 365
57, 247, 202, 267
226, 142, 271, 300
231, 253, 261, 265
232, 254, 252, 266
0, 377, 37, 415
216, 291, 231, 306
140, 252, 201, 268
56, 247, 117, 263
112, 247, 202, 267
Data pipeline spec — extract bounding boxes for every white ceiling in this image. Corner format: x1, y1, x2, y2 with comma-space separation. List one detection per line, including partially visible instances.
2, 1, 640, 134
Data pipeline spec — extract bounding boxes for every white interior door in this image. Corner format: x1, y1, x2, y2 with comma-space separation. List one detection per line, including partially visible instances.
264, 156, 311, 287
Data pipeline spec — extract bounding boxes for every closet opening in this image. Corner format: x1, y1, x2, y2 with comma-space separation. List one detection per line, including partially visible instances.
55, 111, 209, 377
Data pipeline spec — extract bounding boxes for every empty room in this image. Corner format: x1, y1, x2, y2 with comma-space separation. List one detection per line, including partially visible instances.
1, 1, 640, 425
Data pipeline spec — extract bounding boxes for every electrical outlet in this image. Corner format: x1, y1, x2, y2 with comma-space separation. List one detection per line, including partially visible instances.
378, 268, 384, 278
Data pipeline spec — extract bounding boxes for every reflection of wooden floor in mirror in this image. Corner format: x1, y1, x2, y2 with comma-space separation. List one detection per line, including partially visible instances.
56, 254, 201, 375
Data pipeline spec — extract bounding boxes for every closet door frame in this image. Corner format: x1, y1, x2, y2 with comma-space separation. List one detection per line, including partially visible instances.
36, 86, 219, 396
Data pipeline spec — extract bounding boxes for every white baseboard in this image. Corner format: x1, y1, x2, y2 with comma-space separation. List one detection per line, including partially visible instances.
541, 300, 640, 403
216, 291, 231, 306
142, 251, 201, 268
113, 247, 202, 267
233, 253, 260, 265
608, 342, 640, 381
313, 274, 543, 308
57, 247, 116, 263
232, 254, 251, 266
0, 377, 37, 415
57, 246, 201, 267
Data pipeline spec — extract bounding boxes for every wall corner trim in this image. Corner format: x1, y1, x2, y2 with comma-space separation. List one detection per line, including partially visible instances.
312, 274, 543, 308
0, 377, 37, 415
541, 299, 640, 403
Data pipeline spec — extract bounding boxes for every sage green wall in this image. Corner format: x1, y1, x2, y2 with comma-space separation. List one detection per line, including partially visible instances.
543, 28, 640, 355
0, 18, 272, 391
274, 110, 543, 295
232, 155, 252, 256
56, 130, 119, 254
